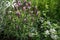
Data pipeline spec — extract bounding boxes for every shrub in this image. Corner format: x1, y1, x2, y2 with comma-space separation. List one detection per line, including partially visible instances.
0, 0, 60, 40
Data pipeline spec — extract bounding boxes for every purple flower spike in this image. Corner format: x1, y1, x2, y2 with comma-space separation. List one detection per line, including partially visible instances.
18, 1, 22, 6
28, 6, 31, 9
16, 10, 20, 17
14, 3, 18, 8
28, 2, 31, 6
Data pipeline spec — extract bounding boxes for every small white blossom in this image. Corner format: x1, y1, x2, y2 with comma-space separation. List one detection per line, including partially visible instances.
24, 18, 26, 21
23, 6, 26, 10
41, 20, 44, 23
51, 34, 58, 40
47, 20, 51, 25
30, 27, 36, 32
12, 0, 16, 8
8, 11, 12, 13
29, 33, 35, 37
12, 3, 16, 8
50, 28, 56, 34
45, 30, 50, 35
31, 11, 33, 13
6, 1, 11, 7
28, 6, 31, 9
40, 17, 44, 23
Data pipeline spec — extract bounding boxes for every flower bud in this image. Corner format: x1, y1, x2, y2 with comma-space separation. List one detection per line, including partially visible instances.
28, 2, 31, 6
36, 11, 40, 16
26, 3, 28, 6
16, 10, 20, 17
26, 2, 31, 9
18, 1, 22, 6
14, 3, 18, 8
28, 6, 31, 9
16, 25, 19, 29
23, 6, 26, 11
6, 1, 11, 7
24, 18, 27, 22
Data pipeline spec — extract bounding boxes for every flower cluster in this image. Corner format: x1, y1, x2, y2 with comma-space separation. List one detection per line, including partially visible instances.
12, 0, 31, 10
11, 0, 40, 17
5, 1, 11, 7
44, 28, 58, 40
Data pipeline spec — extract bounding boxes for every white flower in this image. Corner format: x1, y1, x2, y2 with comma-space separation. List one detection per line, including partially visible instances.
50, 28, 56, 34
8, 11, 12, 13
28, 33, 35, 37
51, 34, 58, 40
23, 6, 26, 10
40, 17, 44, 23
6, 1, 11, 7
45, 30, 50, 35
28, 6, 31, 9
47, 20, 51, 25
12, 0, 16, 8
30, 11, 33, 13
12, 3, 16, 8
41, 20, 44, 23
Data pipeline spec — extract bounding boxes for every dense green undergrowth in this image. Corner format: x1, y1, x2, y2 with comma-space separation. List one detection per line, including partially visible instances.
0, 0, 60, 40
